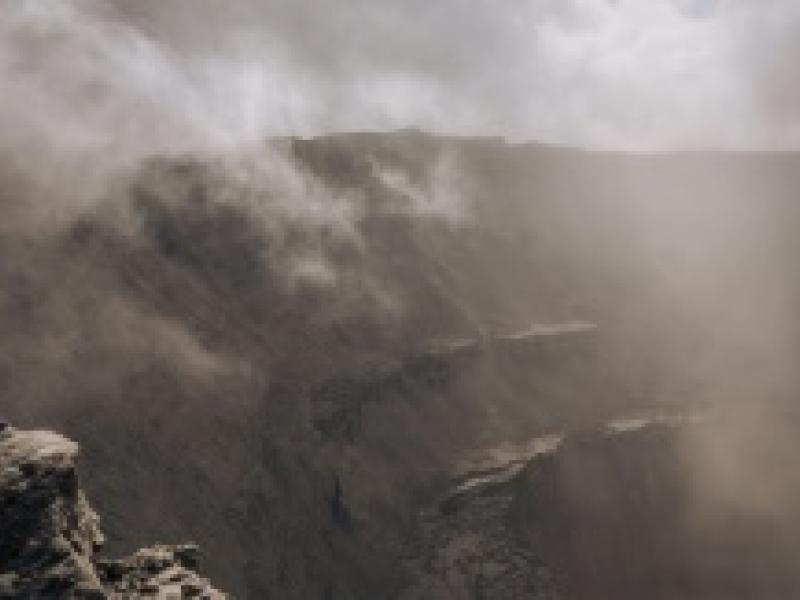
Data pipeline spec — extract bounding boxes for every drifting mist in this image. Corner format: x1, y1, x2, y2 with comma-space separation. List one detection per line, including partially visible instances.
2, 1, 800, 598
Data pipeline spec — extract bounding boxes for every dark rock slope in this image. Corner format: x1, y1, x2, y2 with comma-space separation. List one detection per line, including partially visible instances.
0, 423, 225, 599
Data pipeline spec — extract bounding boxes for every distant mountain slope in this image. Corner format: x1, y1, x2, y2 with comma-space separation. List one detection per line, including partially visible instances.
3, 132, 800, 597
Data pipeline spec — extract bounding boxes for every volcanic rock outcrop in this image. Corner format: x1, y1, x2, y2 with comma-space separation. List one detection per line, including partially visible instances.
0, 423, 225, 599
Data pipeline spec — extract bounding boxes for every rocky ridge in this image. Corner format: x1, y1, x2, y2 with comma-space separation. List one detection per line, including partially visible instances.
0, 423, 226, 599
403, 416, 800, 600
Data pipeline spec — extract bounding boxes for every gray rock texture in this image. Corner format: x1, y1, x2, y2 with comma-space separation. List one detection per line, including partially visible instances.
0, 426, 226, 599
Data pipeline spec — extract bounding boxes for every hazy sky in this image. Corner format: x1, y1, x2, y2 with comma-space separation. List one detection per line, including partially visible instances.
2, 0, 800, 151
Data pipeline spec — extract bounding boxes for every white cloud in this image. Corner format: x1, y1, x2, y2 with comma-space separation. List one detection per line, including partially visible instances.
1, 0, 799, 154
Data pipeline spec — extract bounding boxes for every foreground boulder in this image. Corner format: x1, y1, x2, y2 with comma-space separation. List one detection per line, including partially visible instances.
0, 424, 225, 599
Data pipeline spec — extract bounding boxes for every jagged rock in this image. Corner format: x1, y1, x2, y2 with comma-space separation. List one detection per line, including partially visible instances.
96, 545, 223, 598
0, 426, 226, 599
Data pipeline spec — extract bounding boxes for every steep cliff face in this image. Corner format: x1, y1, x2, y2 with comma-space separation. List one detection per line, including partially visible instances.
3, 133, 800, 597
404, 418, 800, 600
0, 424, 225, 599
